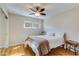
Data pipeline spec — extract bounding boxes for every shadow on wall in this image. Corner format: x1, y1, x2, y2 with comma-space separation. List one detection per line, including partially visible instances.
44, 25, 63, 33
65, 32, 79, 41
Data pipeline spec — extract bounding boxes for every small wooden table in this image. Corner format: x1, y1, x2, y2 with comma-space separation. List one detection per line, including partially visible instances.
65, 40, 78, 55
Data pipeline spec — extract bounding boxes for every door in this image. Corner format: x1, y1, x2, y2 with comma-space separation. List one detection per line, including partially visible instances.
0, 9, 7, 48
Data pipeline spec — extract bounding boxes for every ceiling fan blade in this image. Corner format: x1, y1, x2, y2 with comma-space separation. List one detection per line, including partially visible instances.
29, 8, 36, 12
40, 13, 46, 16
35, 6, 40, 11
40, 8, 45, 12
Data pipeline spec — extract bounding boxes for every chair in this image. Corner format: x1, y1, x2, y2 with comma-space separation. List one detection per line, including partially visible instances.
64, 33, 78, 55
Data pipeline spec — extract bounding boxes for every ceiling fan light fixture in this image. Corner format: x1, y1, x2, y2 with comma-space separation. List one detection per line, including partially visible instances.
29, 6, 46, 16
35, 12, 40, 16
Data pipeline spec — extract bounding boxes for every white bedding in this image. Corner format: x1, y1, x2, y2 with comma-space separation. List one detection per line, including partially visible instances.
31, 35, 64, 49
25, 35, 64, 56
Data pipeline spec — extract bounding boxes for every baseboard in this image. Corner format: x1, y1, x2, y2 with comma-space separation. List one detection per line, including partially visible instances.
8, 43, 24, 48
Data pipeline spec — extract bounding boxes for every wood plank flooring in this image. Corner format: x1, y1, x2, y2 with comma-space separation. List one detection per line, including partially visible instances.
0, 44, 78, 56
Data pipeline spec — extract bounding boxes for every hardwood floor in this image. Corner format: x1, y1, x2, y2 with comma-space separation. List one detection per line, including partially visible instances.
46, 48, 75, 56
0, 44, 78, 56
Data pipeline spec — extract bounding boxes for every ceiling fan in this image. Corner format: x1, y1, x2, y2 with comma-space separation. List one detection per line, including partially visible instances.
29, 6, 46, 16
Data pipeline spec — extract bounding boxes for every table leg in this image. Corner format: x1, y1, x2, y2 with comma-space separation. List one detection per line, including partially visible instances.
66, 44, 67, 50
74, 47, 77, 55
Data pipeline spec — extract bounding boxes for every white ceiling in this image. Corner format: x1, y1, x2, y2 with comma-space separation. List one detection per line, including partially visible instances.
0, 3, 79, 19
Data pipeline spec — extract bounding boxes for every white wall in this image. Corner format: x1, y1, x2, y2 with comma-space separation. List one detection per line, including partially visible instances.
8, 13, 43, 46
44, 7, 79, 42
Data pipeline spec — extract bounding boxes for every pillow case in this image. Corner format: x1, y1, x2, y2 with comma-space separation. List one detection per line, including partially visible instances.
46, 32, 55, 36
46, 32, 64, 37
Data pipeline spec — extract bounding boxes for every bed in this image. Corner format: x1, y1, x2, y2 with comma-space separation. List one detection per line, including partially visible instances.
24, 33, 64, 56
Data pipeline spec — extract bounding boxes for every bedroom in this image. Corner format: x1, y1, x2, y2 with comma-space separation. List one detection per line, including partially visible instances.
0, 3, 79, 56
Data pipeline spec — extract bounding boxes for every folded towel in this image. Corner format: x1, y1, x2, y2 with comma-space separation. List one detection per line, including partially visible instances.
38, 39, 50, 55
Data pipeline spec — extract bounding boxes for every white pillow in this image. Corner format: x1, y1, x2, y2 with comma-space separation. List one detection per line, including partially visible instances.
46, 32, 55, 36
46, 32, 64, 37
